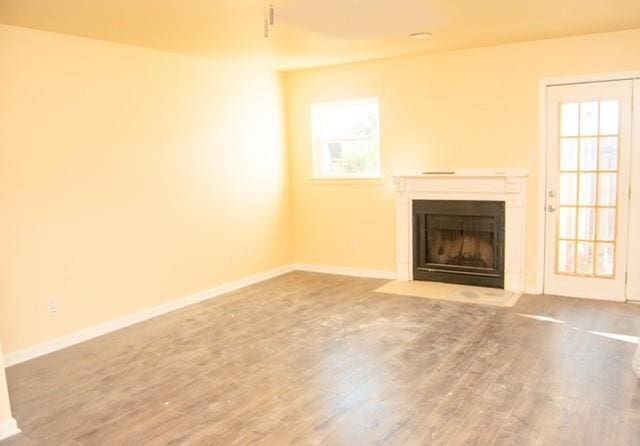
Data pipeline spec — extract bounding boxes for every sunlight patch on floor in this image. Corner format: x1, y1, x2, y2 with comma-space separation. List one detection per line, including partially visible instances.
514, 313, 639, 344
586, 330, 639, 344
516, 313, 566, 324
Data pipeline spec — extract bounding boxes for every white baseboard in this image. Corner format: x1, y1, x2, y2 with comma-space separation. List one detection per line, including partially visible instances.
3, 263, 397, 367
0, 418, 20, 441
3, 264, 296, 367
293, 263, 396, 280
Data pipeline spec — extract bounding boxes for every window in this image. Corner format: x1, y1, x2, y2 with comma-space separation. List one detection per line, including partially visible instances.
311, 97, 380, 178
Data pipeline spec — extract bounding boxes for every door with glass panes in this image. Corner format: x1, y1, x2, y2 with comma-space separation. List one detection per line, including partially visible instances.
544, 80, 632, 301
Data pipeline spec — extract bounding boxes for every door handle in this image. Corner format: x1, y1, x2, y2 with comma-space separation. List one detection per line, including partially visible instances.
548, 205, 557, 212
548, 190, 556, 198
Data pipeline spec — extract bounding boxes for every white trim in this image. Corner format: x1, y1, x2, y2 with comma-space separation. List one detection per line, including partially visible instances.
0, 418, 20, 441
3, 265, 296, 367
535, 80, 548, 296
540, 71, 640, 87
293, 263, 396, 280
627, 79, 640, 302
311, 175, 384, 180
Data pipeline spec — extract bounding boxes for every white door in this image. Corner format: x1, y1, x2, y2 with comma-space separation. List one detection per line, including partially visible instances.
544, 80, 633, 301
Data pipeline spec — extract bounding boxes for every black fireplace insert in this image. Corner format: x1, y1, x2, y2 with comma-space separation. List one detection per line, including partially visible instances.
413, 200, 505, 288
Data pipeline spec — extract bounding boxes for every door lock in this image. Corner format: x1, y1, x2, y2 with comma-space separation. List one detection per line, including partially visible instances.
547, 205, 557, 212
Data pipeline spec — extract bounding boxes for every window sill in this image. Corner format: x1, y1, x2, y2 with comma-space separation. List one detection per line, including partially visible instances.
311, 175, 383, 180
310, 175, 384, 185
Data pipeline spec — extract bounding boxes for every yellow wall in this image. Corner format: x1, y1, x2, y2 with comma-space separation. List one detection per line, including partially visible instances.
3, 23, 640, 358
0, 25, 292, 354
285, 29, 640, 288
0, 344, 11, 424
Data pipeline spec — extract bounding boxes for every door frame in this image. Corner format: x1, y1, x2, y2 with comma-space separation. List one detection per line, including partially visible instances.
536, 71, 640, 299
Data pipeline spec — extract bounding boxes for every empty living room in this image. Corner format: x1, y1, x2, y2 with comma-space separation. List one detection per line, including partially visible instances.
2, 1, 640, 444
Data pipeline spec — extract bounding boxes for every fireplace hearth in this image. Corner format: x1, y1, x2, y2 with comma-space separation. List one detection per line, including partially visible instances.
413, 200, 505, 288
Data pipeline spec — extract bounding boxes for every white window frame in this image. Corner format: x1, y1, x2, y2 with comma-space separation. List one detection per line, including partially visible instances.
311, 97, 381, 179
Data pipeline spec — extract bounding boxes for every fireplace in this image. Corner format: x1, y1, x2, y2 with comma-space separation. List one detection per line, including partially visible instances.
413, 200, 505, 288
392, 170, 527, 292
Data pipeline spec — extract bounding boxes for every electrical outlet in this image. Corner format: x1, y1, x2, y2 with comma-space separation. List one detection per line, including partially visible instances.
47, 296, 58, 313
227, 252, 234, 262
247, 245, 255, 259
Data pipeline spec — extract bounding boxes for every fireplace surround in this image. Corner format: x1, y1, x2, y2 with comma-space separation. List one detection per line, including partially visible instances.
392, 169, 528, 292
413, 200, 505, 288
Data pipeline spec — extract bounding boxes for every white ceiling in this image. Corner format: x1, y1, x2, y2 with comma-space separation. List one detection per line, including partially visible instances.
1, 0, 640, 70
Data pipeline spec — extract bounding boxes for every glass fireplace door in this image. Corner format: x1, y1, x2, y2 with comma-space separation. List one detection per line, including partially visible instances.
413, 200, 505, 288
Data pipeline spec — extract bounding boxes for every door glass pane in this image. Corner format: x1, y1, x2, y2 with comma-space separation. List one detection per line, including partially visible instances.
560, 173, 577, 205
599, 100, 619, 135
559, 207, 577, 239
598, 173, 617, 206
555, 97, 622, 279
597, 208, 616, 241
557, 241, 576, 273
599, 137, 618, 171
577, 208, 596, 240
561, 103, 579, 136
577, 241, 594, 274
560, 138, 578, 171
579, 173, 597, 205
580, 102, 598, 136
579, 137, 597, 170
595, 243, 614, 276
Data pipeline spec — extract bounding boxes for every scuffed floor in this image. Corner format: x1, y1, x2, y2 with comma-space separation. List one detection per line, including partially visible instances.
2, 271, 640, 445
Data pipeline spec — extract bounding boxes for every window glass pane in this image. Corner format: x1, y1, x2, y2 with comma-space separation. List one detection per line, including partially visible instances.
557, 241, 576, 273
580, 102, 598, 136
597, 208, 616, 242
598, 173, 617, 206
561, 103, 579, 136
599, 137, 618, 171
312, 98, 380, 177
319, 141, 379, 176
579, 137, 597, 171
599, 100, 619, 135
577, 208, 596, 240
558, 207, 577, 239
576, 241, 594, 274
595, 243, 614, 276
578, 173, 596, 206
560, 173, 577, 205
560, 138, 578, 171
318, 103, 378, 140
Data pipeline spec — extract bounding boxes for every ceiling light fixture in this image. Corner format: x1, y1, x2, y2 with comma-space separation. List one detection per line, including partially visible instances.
264, 1, 275, 38
409, 32, 432, 40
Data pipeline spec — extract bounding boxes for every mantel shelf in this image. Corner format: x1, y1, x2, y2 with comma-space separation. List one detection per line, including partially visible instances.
390, 168, 529, 178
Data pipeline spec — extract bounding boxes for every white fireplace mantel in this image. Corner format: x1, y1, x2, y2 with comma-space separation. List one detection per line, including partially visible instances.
392, 169, 529, 293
